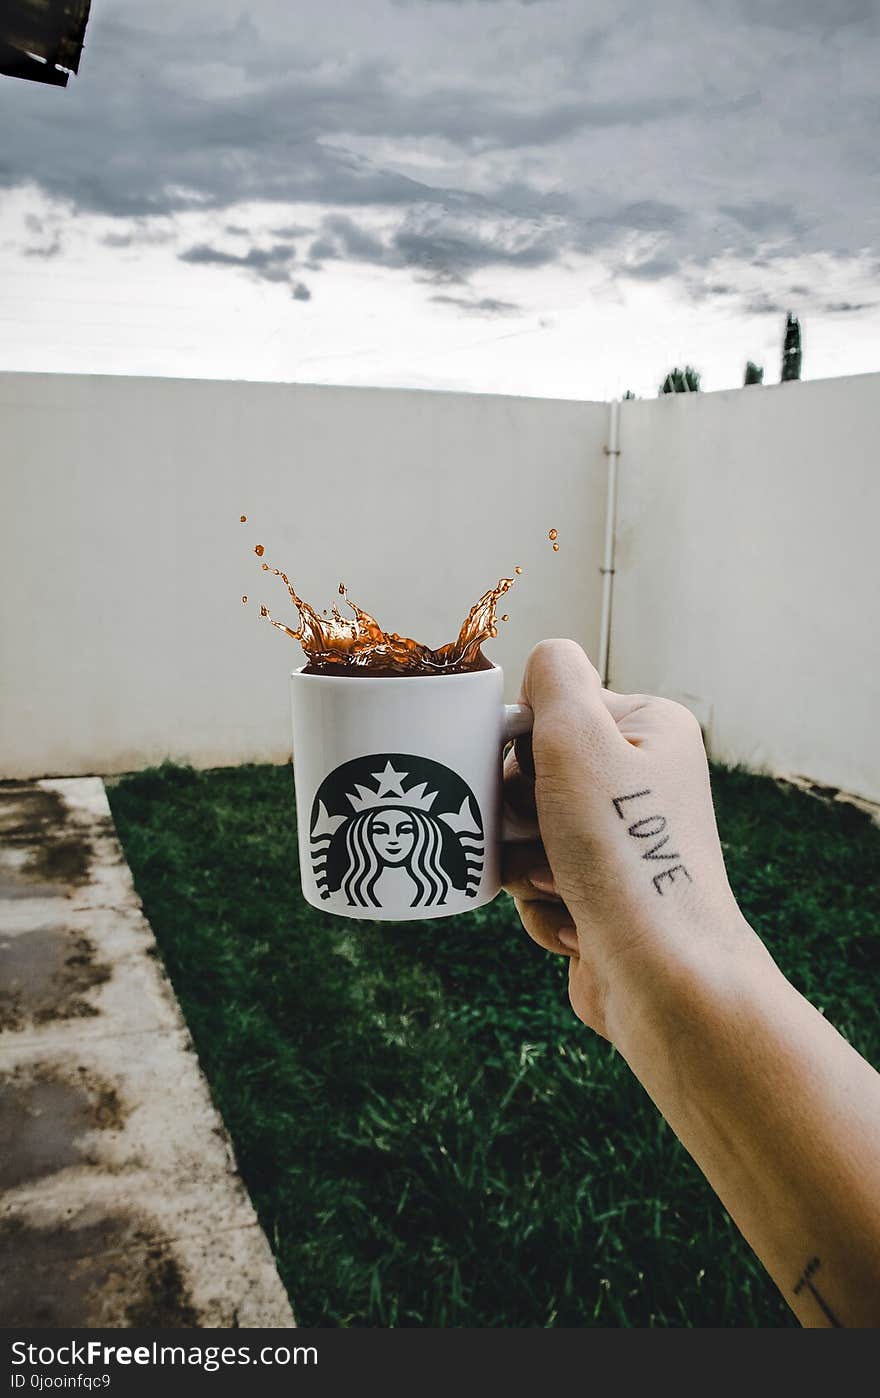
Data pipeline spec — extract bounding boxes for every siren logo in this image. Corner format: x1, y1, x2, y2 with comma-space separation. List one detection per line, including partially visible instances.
310, 754, 484, 909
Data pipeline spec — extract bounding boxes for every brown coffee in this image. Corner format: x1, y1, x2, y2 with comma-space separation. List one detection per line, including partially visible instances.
300, 654, 496, 677
243, 532, 519, 676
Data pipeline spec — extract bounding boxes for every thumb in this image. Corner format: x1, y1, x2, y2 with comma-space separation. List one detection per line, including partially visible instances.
519, 640, 629, 923
522, 639, 622, 763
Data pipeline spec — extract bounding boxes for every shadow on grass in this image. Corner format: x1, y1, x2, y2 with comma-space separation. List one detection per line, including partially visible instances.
108, 763, 879, 1327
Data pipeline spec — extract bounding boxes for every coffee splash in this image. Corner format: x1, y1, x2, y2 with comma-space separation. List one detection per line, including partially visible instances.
248, 543, 518, 676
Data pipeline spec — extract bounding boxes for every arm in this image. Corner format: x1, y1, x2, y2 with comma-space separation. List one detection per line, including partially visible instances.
610, 931, 880, 1328
502, 639, 880, 1327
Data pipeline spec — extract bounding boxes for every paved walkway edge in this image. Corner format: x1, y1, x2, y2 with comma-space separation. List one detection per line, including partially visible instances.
0, 777, 296, 1328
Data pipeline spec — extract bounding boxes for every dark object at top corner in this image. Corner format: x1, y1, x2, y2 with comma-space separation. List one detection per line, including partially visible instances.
0, 0, 92, 88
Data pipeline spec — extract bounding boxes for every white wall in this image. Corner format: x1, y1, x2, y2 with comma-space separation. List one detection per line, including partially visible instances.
612, 374, 880, 804
0, 373, 609, 777
4, 370, 879, 802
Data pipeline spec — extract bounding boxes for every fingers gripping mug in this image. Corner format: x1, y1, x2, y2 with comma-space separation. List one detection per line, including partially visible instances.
290, 664, 532, 921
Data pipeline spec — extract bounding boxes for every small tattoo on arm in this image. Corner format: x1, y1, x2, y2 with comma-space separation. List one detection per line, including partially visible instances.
793, 1257, 842, 1328
611, 790, 693, 895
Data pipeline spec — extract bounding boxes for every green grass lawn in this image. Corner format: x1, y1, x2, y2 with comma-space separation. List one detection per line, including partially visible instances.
108, 764, 880, 1327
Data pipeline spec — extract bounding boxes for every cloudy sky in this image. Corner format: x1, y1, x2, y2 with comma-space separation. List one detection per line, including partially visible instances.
1, 0, 878, 398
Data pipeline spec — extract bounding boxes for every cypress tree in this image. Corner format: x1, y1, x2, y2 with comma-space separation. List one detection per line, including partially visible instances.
781, 313, 802, 382
659, 366, 701, 394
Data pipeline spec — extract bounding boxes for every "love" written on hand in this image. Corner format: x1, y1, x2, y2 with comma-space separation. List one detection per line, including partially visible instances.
611, 789, 693, 896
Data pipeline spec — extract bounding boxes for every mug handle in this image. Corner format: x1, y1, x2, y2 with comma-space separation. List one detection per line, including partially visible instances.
503, 703, 533, 741
501, 703, 538, 843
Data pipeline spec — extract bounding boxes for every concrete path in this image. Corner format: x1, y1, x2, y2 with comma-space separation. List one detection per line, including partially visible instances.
0, 777, 295, 1328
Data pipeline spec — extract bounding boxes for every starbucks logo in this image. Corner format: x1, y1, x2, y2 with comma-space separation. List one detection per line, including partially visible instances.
310, 754, 484, 909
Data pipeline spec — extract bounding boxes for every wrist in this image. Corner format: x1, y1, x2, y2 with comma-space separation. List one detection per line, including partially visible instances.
602, 907, 781, 1072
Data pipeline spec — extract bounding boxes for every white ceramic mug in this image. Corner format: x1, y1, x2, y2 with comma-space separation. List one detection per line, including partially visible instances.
290, 664, 532, 921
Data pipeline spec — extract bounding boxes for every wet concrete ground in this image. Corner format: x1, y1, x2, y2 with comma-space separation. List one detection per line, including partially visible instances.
0, 778, 295, 1328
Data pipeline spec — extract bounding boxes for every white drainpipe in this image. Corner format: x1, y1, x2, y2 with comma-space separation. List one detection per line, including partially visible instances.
597, 397, 621, 688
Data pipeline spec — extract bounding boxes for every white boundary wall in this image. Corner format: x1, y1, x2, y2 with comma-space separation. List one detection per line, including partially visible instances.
612, 374, 880, 804
3, 370, 878, 802
0, 373, 608, 777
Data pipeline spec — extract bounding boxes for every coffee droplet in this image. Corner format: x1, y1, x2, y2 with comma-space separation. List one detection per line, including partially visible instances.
260, 605, 268, 617
261, 562, 269, 571
548, 528, 558, 541
255, 544, 265, 557
242, 595, 248, 604
240, 515, 247, 523
501, 613, 509, 622
552, 542, 560, 552
338, 582, 346, 595
515, 566, 523, 575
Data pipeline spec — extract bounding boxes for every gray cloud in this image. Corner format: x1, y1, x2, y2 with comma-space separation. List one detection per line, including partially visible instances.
743, 294, 788, 315
620, 254, 680, 281
180, 241, 296, 269
735, 0, 878, 32
823, 300, 876, 313
601, 201, 684, 235
178, 240, 312, 295
305, 208, 563, 280
100, 224, 174, 249
24, 238, 62, 258
430, 293, 520, 314
307, 237, 338, 261
20, 211, 63, 257
179, 241, 298, 284
719, 201, 802, 237
0, 0, 876, 306
318, 214, 387, 263
271, 222, 313, 238
393, 211, 561, 277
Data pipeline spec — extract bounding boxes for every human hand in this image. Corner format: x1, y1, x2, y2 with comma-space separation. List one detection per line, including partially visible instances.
502, 640, 770, 1042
